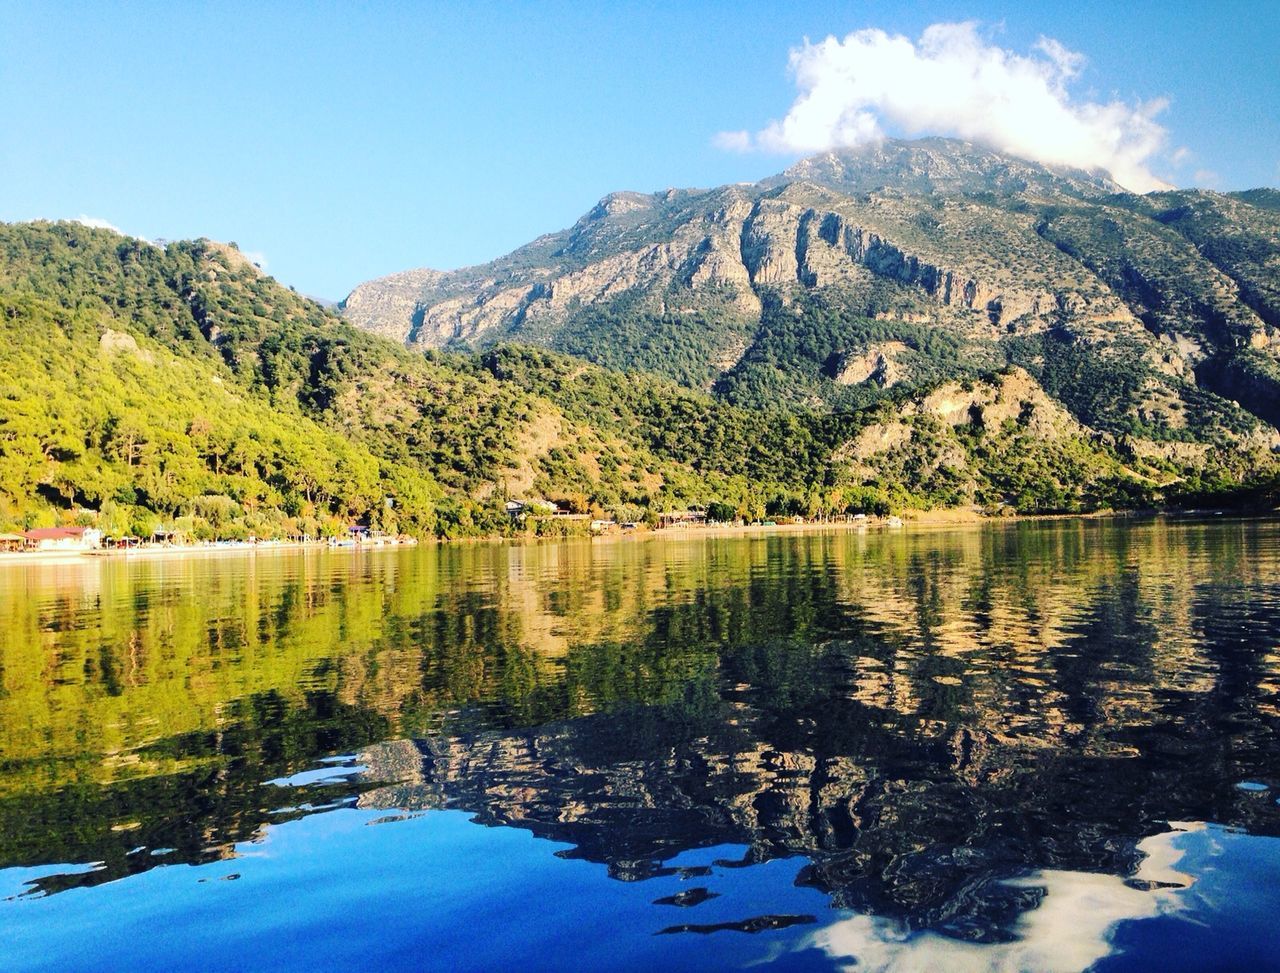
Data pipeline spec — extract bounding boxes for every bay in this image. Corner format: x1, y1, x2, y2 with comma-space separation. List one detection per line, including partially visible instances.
2, 518, 1279, 971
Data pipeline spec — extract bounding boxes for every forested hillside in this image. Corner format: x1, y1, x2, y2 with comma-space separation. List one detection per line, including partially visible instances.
1, 221, 1275, 542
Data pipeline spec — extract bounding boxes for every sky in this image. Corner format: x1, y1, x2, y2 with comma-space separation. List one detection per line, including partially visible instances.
2, 1, 1278, 299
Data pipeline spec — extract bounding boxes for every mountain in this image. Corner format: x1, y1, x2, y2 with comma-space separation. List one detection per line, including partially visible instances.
7, 218, 1236, 543
341, 138, 1280, 448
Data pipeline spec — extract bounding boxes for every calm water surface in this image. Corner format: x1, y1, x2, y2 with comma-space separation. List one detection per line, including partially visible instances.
2, 519, 1279, 971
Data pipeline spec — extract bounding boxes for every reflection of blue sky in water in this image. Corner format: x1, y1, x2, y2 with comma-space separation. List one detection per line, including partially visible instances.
1, 809, 835, 973
266, 756, 369, 789
6, 806, 1278, 973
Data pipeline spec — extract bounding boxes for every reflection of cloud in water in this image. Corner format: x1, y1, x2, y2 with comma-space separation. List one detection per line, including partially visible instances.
811, 825, 1200, 973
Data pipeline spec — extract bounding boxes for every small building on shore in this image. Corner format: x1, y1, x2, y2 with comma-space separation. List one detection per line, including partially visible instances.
658, 507, 708, 529
22, 527, 103, 551
0, 533, 27, 552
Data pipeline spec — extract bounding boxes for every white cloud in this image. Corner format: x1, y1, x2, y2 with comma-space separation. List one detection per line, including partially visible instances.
1193, 168, 1220, 188
812, 873, 1163, 973
242, 250, 268, 270
718, 22, 1173, 193
711, 129, 753, 153
74, 215, 126, 235
808, 825, 1200, 973
1033, 35, 1085, 81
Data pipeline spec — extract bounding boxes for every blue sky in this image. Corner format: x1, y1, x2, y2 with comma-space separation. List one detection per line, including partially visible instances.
2, 1, 1278, 299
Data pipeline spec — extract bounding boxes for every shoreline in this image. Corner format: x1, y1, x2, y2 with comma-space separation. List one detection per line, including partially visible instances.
0, 538, 416, 565
0, 506, 1266, 566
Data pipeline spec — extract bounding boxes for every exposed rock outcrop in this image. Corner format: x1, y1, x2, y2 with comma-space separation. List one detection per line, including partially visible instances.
915, 368, 1076, 435
341, 268, 446, 344
833, 342, 908, 387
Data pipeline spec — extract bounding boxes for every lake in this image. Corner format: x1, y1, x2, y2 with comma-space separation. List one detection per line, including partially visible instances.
2, 518, 1279, 972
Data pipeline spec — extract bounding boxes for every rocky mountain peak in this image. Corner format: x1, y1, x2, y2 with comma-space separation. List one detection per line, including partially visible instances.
583, 191, 655, 222
775, 137, 1124, 199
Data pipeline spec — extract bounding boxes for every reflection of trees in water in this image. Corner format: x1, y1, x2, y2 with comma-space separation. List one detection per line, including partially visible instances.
360, 606, 1280, 939
2, 519, 1279, 920
0, 688, 392, 895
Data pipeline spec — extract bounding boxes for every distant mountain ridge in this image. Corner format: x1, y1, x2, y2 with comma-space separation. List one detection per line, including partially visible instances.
339, 137, 1139, 356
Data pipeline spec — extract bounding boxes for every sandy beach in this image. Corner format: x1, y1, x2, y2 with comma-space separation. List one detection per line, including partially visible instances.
0, 538, 417, 565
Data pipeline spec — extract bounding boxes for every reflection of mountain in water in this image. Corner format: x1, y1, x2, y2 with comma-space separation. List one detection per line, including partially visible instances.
358, 571, 1280, 940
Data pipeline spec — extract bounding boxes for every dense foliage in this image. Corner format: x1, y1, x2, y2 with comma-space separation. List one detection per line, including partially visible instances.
714, 290, 981, 410
0, 221, 1274, 541
544, 289, 753, 390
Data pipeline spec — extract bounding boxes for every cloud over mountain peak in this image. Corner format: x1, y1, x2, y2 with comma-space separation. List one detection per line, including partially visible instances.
717, 22, 1173, 193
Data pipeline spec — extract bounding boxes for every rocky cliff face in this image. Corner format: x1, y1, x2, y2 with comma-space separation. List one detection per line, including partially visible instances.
341, 267, 446, 343
342, 175, 1113, 352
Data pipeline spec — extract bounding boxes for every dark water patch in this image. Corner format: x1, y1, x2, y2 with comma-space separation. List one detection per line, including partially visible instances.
657, 913, 818, 935
654, 886, 720, 907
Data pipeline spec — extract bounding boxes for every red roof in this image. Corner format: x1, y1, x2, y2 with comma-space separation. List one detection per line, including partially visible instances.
23, 527, 89, 539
